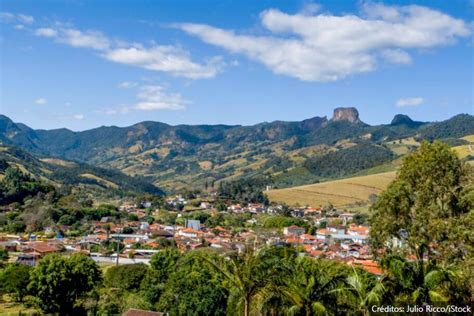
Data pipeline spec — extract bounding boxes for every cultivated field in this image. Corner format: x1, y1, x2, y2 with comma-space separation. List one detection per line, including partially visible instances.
266, 171, 396, 208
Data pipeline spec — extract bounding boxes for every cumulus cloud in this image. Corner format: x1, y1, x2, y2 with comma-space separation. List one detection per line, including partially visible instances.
104, 46, 222, 79
176, 3, 470, 81
32, 25, 221, 78
396, 97, 424, 107
35, 98, 47, 105
133, 85, 188, 111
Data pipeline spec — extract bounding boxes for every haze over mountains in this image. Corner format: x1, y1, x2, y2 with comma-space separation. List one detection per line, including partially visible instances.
1, 108, 473, 192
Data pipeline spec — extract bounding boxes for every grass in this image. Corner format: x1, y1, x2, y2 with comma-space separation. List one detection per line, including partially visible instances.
80, 173, 119, 189
461, 135, 474, 143
40, 158, 76, 168
452, 144, 474, 159
266, 171, 396, 207
0, 295, 39, 316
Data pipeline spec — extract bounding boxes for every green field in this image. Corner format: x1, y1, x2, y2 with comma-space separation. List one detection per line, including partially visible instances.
266, 171, 396, 207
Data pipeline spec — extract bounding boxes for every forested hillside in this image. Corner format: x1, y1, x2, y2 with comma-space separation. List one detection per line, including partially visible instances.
1, 110, 473, 191
0, 145, 163, 196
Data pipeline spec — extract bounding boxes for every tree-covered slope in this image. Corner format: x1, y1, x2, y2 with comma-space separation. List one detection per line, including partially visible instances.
0, 145, 164, 195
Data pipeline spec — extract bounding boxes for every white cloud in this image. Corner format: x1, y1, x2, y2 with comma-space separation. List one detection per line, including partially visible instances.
17, 14, 34, 24
177, 3, 470, 81
35, 98, 47, 105
32, 24, 222, 78
72, 114, 84, 120
133, 85, 188, 111
396, 97, 424, 107
35, 27, 110, 50
35, 27, 58, 38
300, 2, 321, 16
14, 24, 25, 30
381, 49, 412, 64
104, 46, 222, 79
118, 81, 138, 88
0, 12, 33, 24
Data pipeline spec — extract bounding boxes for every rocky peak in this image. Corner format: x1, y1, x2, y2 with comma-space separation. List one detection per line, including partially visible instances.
332, 107, 361, 123
391, 114, 414, 125
390, 114, 423, 127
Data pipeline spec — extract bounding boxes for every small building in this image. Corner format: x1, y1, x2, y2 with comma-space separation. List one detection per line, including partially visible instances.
185, 219, 201, 231
22, 241, 62, 257
179, 228, 200, 238
339, 213, 354, 225
283, 225, 305, 236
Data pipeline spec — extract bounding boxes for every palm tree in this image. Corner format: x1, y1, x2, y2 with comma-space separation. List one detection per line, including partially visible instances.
278, 257, 346, 316
343, 267, 386, 316
381, 255, 461, 305
197, 245, 296, 316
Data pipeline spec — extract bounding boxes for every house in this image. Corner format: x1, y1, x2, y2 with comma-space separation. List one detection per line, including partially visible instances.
248, 203, 265, 213
304, 207, 322, 216
200, 202, 212, 209
100, 217, 113, 223
326, 225, 346, 235
120, 203, 137, 212
179, 228, 200, 238
22, 241, 62, 257
17, 253, 41, 266
185, 219, 201, 231
300, 234, 317, 244
347, 224, 369, 236
228, 204, 243, 212
283, 225, 305, 236
0, 241, 19, 252
339, 213, 354, 224
140, 222, 150, 231
316, 229, 331, 240
291, 209, 305, 217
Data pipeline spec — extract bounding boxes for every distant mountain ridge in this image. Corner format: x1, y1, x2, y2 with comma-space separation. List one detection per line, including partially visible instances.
0, 109, 473, 192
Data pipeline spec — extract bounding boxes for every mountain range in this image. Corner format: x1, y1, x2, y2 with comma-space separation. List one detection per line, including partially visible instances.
1, 108, 473, 192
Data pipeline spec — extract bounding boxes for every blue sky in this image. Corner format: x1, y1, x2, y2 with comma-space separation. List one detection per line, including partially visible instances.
0, 0, 472, 131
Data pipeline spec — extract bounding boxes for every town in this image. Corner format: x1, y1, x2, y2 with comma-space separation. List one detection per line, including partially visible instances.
1, 196, 379, 275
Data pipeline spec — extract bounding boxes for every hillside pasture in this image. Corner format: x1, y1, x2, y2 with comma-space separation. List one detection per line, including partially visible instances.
267, 171, 396, 207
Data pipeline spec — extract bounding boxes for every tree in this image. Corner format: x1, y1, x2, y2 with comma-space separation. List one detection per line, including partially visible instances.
157, 251, 228, 315
198, 246, 296, 316
29, 253, 102, 314
369, 141, 473, 305
105, 263, 148, 291
0, 249, 9, 266
380, 255, 469, 306
370, 141, 472, 263
0, 264, 32, 302
344, 268, 386, 316
278, 257, 346, 316
141, 248, 182, 305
